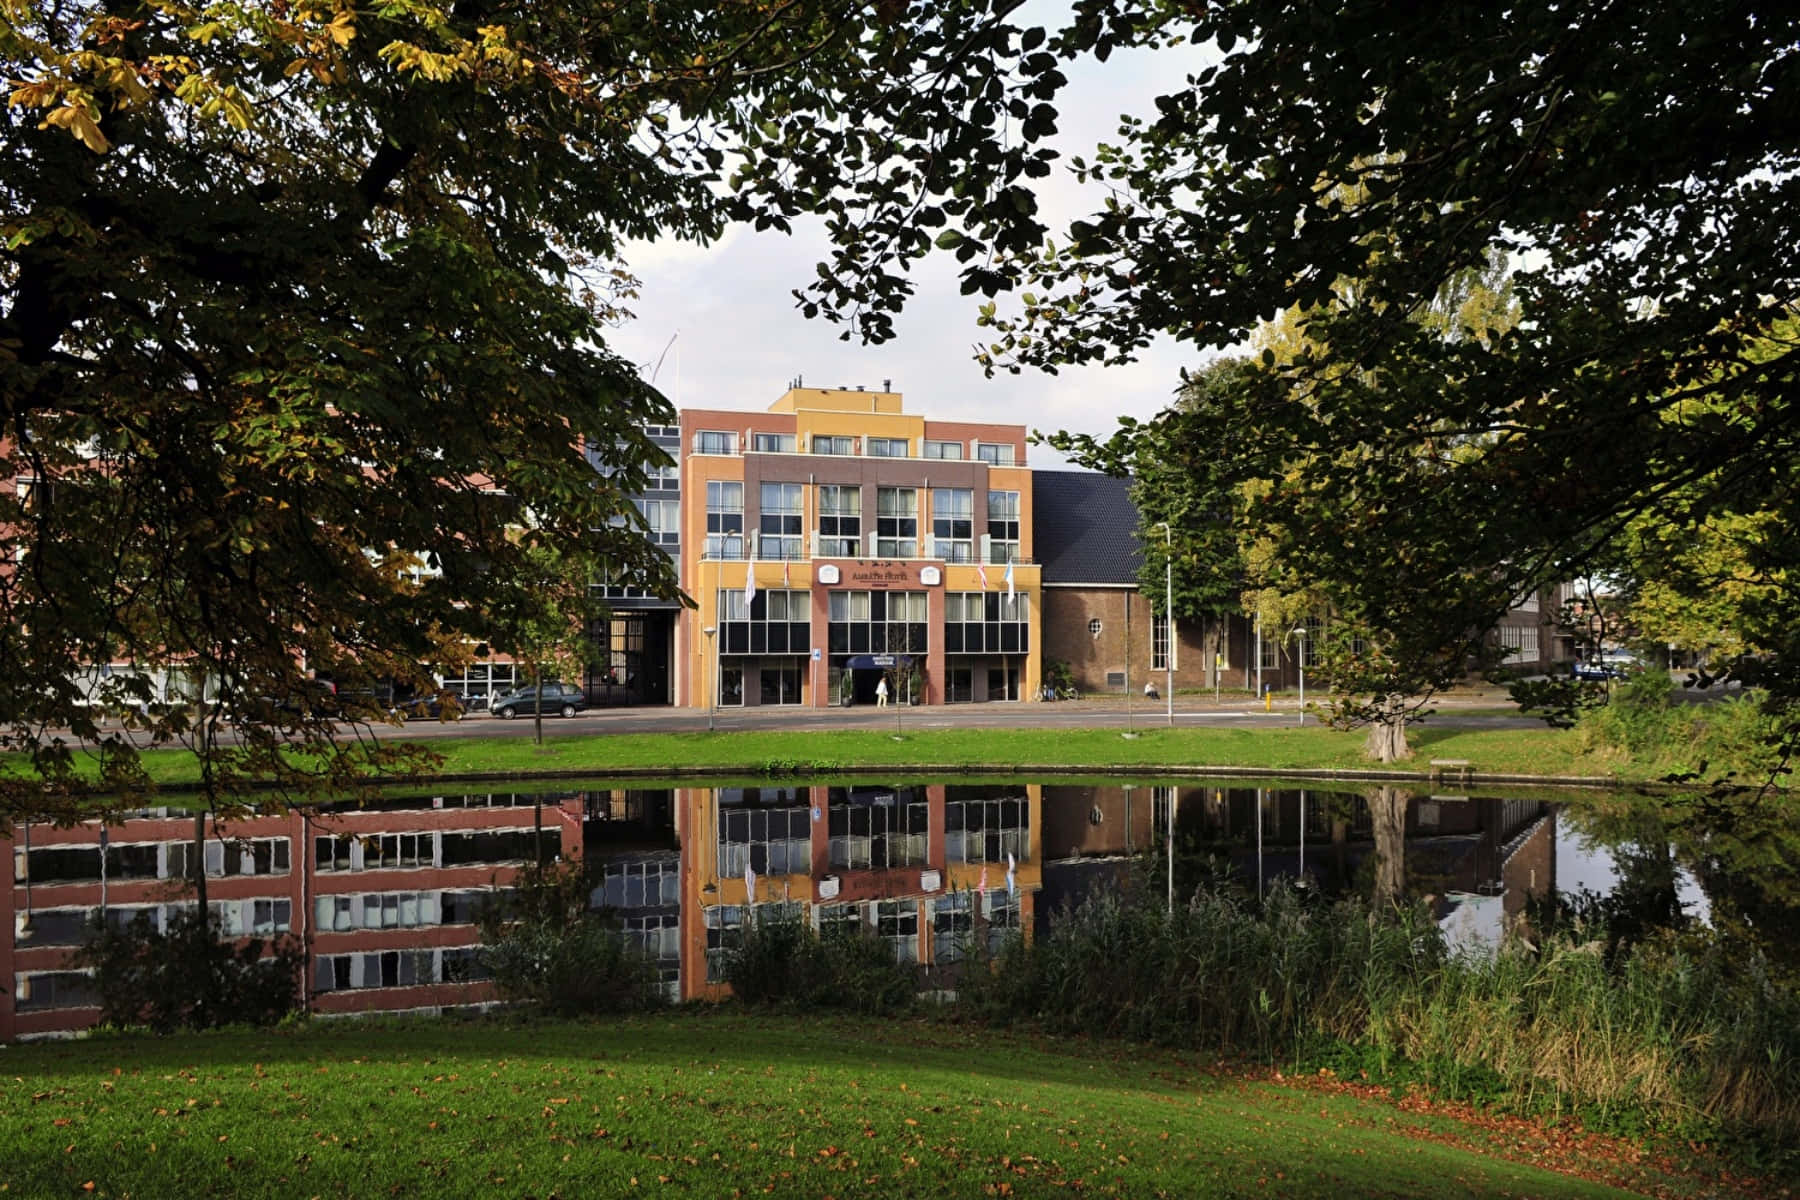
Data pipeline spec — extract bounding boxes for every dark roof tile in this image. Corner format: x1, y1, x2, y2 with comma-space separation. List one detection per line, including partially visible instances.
1033, 470, 1141, 584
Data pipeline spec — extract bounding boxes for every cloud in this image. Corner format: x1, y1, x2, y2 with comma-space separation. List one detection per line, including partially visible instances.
601, 8, 1218, 462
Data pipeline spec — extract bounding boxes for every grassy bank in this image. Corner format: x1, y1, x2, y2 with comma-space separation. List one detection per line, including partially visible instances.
0, 1012, 1739, 1199
21, 723, 1651, 791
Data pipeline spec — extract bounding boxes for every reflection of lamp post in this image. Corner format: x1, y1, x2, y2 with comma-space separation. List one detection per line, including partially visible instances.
18, 819, 32, 938
702, 625, 717, 732
1289, 626, 1308, 726
1153, 521, 1175, 728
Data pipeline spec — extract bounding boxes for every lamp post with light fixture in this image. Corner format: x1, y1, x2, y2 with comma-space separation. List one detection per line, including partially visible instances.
1152, 521, 1175, 728
1289, 626, 1308, 725
702, 625, 717, 732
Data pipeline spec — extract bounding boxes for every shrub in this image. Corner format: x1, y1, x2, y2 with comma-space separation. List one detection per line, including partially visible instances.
478, 857, 666, 1016
479, 918, 666, 1017
726, 914, 916, 1014
73, 908, 304, 1034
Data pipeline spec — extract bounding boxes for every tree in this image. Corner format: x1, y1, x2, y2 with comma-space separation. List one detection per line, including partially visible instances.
970, 0, 1800, 770
3, 1, 1091, 818
484, 538, 604, 746
1051, 259, 1520, 762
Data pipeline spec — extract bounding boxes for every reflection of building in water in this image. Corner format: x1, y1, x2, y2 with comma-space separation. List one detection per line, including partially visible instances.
1039, 784, 1555, 940
4, 791, 588, 1041
582, 789, 682, 998
680, 783, 1041, 1001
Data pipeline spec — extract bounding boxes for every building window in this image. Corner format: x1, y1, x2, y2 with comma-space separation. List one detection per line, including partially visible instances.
443, 661, 516, 701
815, 902, 864, 939
812, 434, 855, 455
759, 662, 803, 705
633, 497, 679, 546
986, 490, 1020, 563
830, 788, 929, 870
705, 480, 744, 559
757, 482, 804, 560
943, 592, 1029, 655
718, 588, 810, 657
827, 590, 928, 655
1499, 625, 1541, 659
720, 666, 744, 706
718, 792, 811, 876
946, 667, 974, 703
875, 487, 917, 557
704, 905, 745, 982
933, 891, 974, 963
695, 430, 735, 454
593, 857, 682, 909
945, 791, 1029, 864
931, 488, 974, 562
1151, 612, 1169, 671
923, 439, 964, 460
875, 900, 920, 963
866, 436, 908, 457
753, 432, 796, 453
817, 485, 862, 556
644, 461, 680, 491
1300, 617, 1323, 668
14, 971, 98, 1012
1258, 631, 1280, 672
976, 442, 1016, 465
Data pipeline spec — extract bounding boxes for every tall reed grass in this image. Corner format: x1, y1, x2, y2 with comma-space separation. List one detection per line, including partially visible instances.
956, 879, 1800, 1153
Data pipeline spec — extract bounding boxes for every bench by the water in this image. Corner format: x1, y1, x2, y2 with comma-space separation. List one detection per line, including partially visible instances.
1429, 758, 1473, 784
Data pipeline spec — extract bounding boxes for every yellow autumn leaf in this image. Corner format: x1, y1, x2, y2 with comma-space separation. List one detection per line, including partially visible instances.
42, 103, 110, 153
326, 13, 355, 47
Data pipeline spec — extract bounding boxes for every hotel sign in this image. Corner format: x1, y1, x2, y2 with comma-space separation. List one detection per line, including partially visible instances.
820, 561, 945, 587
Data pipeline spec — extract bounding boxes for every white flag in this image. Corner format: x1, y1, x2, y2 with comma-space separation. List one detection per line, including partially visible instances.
1003, 559, 1015, 600
1005, 851, 1016, 898
745, 859, 757, 905
743, 551, 757, 606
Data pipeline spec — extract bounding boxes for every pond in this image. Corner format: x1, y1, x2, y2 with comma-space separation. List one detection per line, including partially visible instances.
7, 777, 1796, 1036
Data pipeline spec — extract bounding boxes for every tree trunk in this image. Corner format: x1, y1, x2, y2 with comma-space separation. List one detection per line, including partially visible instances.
530, 662, 544, 746
1368, 786, 1409, 908
191, 810, 208, 911
1363, 713, 1411, 762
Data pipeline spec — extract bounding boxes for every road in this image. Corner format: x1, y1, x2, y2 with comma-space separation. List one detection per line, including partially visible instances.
361, 693, 1545, 742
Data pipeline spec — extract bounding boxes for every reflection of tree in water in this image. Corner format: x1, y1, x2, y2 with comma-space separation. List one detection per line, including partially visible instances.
1555, 792, 1800, 984
1362, 786, 1405, 908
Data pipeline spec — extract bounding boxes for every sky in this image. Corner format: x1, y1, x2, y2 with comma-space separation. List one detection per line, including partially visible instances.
608, 9, 1218, 470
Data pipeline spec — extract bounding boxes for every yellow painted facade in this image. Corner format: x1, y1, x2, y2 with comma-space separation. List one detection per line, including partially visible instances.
678, 388, 1042, 709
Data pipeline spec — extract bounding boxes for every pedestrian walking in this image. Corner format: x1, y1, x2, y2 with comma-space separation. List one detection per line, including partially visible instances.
876, 676, 889, 707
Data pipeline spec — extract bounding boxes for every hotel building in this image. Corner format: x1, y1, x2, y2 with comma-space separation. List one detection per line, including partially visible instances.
676, 385, 1040, 708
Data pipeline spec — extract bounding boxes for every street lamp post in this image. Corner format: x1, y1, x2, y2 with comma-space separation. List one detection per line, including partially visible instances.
702, 625, 717, 732
1292, 627, 1308, 725
1153, 521, 1174, 727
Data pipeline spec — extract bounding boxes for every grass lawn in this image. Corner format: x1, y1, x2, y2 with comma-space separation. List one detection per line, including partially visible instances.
0, 1011, 1739, 1199
24, 723, 1650, 792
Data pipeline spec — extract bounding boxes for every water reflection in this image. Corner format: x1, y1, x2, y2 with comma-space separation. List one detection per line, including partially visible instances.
1042, 784, 1559, 952
5, 780, 1795, 1036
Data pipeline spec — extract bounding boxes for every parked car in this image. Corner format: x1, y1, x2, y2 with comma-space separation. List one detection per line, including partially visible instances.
1571, 659, 1617, 681
488, 682, 588, 719
393, 691, 463, 721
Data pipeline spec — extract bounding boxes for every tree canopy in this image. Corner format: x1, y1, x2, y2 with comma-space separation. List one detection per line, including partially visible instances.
992, 0, 1800, 766
2, 0, 1088, 814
